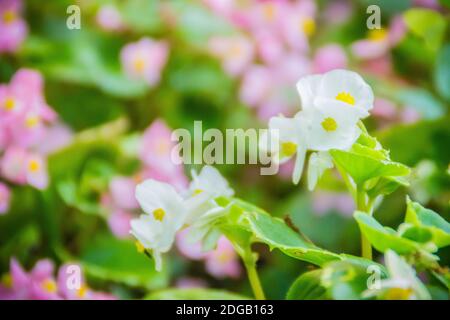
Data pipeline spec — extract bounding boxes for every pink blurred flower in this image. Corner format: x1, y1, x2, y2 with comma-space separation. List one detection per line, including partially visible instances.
208, 35, 254, 77
401, 107, 421, 124
36, 123, 73, 155
176, 227, 207, 260
323, 0, 353, 25
57, 263, 116, 300
107, 209, 133, 239
109, 176, 139, 210
203, 0, 235, 16
313, 44, 348, 73
0, 0, 28, 53
372, 98, 398, 120
239, 65, 272, 108
280, 0, 316, 52
0, 182, 11, 214
176, 277, 208, 289
351, 16, 406, 61
204, 236, 241, 279
0, 258, 60, 300
312, 191, 355, 217
0, 147, 48, 189
96, 5, 125, 32
139, 119, 186, 184
121, 38, 169, 86
254, 30, 284, 65
246, 1, 287, 34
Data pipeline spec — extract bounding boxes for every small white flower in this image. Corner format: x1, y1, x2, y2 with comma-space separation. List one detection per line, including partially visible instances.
185, 166, 234, 249
363, 250, 431, 300
131, 179, 187, 271
307, 151, 333, 191
296, 69, 374, 118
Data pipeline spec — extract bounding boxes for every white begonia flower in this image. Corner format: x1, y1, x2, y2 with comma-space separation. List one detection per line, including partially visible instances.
131, 179, 187, 271
296, 69, 374, 118
307, 151, 333, 191
185, 166, 234, 250
363, 250, 431, 300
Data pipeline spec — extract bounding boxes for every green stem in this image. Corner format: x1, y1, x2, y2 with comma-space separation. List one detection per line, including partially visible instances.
356, 187, 372, 260
244, 258, 266, 300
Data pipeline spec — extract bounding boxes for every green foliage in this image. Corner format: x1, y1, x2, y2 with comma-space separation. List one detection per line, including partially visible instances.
145, 288, 250, 300
404, 9, 447, 50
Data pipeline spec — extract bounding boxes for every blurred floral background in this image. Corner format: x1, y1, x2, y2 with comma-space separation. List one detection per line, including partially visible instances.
0, 0, 449, 299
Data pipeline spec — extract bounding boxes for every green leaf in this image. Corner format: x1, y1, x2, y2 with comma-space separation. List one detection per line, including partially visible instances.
286, 270, 327, 300
79, 234, 168, 290
240, 211, 341, 266
434, 45, 450, 101
405, 198, 450, 247
330, 149, 410, 185
404, 9, 447, 50
145, 288, 250, 300
354, 211, 420, 254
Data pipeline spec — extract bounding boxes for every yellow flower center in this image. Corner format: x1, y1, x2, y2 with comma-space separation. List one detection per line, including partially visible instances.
28, 159, 40, 172
193, 189, 203, 195
42, 279, 57, 293
262, 3, 276, 21
135, 241, 145, 253
3, 97, 16, 111
76, 284, 88, 298
321, 117, 338, 132
302, 18, 316, 37
384, 287, 413, 300
228, 43, 242, 58
281, 141, 297, 157
335, 92, 355, 105
368, 28, 387, 42
156, 140, 170, 155
153, 208, 165, 222
2, 10, 16, 24
1, 274, 12, 288
133, 57, 146, 73
25, 115, 40, 128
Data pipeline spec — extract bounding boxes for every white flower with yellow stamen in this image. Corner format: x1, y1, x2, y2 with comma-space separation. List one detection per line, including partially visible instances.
296, 69, 374, 119
185, 166, 234, 250
131, 180, 187, 271
363, 250, 431, 300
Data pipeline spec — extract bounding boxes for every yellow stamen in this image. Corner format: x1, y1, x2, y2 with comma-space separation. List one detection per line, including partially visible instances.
25, 115, 40, 128
1, 274, 12, 288
262, 3, 276, 21
153, 208, 165, 222
2, 10, 16, 24
42, 279, 57, 293
321, 117, 338, 132
228, 44, 242, 58
28, 159, 40, 172
133, 58, 145, 73
193, 189, 203, 195
367, 28, 387, 42
281, 142, 297, 157
76, 284, 88, 298
384, 287, 413, 300
335, 92, 355, 105
3, 97, 15, 111
156, 140, 170, 155
302, 18, 316, 37
135, 241, 145, 253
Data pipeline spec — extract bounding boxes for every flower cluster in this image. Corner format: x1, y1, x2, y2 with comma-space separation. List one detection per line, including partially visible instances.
0, 69, 68, 214
0, 0, 27, 53
0, 259, 116, 300
204, 0, 348, 120
130, 165, 234, 271
101, 119, 187, 238
264, 69, 374, 187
